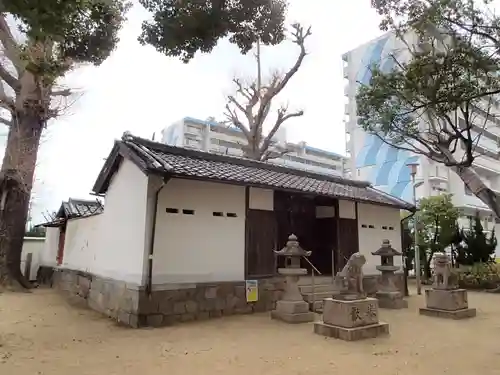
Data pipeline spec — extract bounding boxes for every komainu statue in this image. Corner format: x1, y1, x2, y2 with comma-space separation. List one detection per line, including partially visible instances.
335, 252, 367, 298
432, 252, 458, 290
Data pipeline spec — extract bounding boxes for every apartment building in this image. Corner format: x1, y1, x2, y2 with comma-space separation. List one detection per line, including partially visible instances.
343, 31, 500, 247
161, 117, 347, 176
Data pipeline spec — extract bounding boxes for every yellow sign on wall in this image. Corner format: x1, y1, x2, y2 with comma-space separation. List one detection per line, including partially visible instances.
246, 280, 258, 302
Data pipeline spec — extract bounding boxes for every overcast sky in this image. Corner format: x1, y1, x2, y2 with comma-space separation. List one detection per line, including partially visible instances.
19, 0, 384, 224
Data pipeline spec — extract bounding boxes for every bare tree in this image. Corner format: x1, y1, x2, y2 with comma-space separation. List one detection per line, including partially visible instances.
224, 23, 311, 161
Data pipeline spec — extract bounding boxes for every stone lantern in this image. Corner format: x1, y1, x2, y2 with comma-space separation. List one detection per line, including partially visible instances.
270, 234, 314, 323
371, 239, 408, 309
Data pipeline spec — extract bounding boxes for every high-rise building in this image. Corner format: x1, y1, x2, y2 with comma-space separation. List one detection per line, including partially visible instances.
343, 31, 500, 246
161, 116, 348, 176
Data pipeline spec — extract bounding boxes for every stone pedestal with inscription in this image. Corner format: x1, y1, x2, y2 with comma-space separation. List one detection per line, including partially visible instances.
372, 240, 408, 309
314, 297, 389, 341
419, 253, 476, 320
314, 252, 389, 341
271, 235, 314, 323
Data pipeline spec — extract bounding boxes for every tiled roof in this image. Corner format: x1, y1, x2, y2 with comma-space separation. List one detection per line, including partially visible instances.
92, 133, 415, 210
57, 198, 104, 219
39, 198, 103, 228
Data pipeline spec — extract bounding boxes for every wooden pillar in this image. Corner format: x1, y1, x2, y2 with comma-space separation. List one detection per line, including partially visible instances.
355, 201, 360, 252
24, 252, 33, 281
333, 199, 341, 273
244, 186, 250, 278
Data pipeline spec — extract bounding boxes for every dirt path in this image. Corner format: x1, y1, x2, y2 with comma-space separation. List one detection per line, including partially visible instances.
1, 288, 500, 375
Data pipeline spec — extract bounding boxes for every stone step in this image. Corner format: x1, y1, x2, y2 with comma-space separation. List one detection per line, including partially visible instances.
302, 291, 335, 303
297, 276, 334, 285
299, 283, 337, 294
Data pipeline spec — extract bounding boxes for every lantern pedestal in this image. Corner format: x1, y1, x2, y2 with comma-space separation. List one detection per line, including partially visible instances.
271, 268, 314, 323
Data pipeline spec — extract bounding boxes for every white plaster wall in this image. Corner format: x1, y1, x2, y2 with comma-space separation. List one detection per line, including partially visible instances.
39, 227, 59, 267
20, 238, 45, 281
249, 187, 273, 211
92, 159, 149, 285
153, 178, 246, 283
339, 200, 356, 219
357, 203, 402, 274
61, 215, 101, 274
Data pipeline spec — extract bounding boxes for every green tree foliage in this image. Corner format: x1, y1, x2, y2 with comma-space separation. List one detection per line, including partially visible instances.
0, 0, 130, 290
415, 194, 460, 278
457, 213, 497, 266
0, 0, 296, 290
139, 0, 288, 62
357, 0, 500, 217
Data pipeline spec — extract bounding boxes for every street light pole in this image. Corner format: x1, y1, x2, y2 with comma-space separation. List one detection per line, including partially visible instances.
408, 162, 422, 295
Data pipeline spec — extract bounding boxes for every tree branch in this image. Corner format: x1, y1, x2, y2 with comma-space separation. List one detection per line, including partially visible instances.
255, 24, 311, 128
0, 13, 23, 76
0, 115, 11, 127
223, 104, 250, 139
50, 89, 72, 97
259, 106, 303, 156
0, 61, 19, 91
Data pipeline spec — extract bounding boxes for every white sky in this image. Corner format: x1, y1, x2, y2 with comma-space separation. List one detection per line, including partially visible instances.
24, 0, 384, 223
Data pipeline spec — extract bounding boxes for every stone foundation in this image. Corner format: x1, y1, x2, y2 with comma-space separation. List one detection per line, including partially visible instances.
419, 288, 476, 320
419, 307, 477, 319
314, 297, 389, 341
314, 321, 389, 341
270, 300, 314, 323
375, 291, 408, 309
42, 267, 284, 327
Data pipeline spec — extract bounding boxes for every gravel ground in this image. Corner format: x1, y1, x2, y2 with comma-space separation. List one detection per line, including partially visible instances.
1, 287, 500, 375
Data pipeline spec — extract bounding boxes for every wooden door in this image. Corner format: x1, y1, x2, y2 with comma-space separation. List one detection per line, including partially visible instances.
337, 218, 359, 271
246, 209, 277, 278
56, 227, 66, 265
310, 217, 335, 275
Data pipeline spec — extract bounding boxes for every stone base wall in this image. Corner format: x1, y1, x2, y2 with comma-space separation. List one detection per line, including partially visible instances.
39, 267, 406, 328
40, 267, 285, 328
140, 278, 284, 327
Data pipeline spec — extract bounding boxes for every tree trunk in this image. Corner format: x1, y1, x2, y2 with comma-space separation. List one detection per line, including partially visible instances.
454, 166, 500, 218
0, 112, 43, 290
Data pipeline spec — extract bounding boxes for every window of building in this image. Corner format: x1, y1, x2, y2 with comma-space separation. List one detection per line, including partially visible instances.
186, 125, 200, 134
282, 155, 338, 170
185, 138, 200, 148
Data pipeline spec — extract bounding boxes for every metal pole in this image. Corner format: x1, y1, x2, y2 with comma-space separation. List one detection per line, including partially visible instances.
412, 173, 422, 295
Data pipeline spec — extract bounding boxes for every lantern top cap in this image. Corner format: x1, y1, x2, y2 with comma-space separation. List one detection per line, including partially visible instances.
406, 161, 419, 175
274, 234, 311, 257
371, 239, 402, 256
